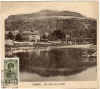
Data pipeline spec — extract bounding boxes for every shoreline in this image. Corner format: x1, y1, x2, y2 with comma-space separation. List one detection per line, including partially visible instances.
6, 44, 95, 49
5, 44, 96, 54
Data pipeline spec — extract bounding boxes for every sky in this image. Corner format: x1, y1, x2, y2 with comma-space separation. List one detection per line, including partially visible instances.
1, 1, 99, 20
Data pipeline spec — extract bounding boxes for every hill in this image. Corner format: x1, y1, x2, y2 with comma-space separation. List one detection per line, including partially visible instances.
5, 10, 97, 42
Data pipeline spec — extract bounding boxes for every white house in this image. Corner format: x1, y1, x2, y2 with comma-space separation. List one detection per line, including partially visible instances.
22, 30, 40, 42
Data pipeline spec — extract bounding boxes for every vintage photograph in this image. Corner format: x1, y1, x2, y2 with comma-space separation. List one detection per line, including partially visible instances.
2, 2, 98, 82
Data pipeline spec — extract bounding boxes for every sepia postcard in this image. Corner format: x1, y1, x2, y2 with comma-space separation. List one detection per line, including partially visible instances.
0, 1, 99, 89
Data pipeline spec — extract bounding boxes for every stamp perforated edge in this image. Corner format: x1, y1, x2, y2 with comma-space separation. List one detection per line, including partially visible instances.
4, 58, 19, 86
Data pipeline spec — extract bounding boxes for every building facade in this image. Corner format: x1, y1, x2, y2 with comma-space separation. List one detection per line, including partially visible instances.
22, 30, 40, 42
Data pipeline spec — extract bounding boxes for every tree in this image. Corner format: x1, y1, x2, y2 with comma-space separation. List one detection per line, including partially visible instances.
42, 34, 48, 39
7, 31, 13, 40
15, 33, 22, 42
51, 30, 66, 40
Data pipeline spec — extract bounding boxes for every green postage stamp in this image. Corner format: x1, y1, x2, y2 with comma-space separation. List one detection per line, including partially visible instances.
4, 58, 19, 86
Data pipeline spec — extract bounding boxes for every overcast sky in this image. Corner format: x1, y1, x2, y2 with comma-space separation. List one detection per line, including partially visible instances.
1, 1, 99, 20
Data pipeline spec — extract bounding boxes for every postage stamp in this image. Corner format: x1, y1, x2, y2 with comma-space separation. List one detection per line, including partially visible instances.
3, 58, 19, 86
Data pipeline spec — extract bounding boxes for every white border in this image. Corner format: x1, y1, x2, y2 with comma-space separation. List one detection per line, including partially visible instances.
0, 1, 99, 89
0, 0, 99, 1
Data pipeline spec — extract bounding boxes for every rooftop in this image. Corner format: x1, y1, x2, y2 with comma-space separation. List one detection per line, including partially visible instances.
22, 30, 39, 35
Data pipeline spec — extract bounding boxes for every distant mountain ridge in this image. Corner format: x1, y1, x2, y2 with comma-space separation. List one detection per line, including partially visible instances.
7, 10, 87, 21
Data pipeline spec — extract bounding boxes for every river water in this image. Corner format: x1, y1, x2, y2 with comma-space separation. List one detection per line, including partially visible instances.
5, 47, 97, 81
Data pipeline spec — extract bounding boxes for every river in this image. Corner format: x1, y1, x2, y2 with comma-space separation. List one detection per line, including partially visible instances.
5, 47, 97, 81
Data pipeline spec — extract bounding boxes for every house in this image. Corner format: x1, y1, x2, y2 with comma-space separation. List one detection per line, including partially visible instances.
22, 30, 40, 42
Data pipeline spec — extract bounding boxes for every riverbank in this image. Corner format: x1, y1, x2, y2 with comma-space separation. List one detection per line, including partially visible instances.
5, 40, 96, 48
6, 44, 96, 50
5, 44, 96, 54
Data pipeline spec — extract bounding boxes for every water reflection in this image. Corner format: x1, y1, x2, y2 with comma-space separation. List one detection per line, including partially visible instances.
5, 47, 96, 78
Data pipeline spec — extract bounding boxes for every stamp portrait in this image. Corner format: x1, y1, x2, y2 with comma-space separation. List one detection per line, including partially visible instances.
4, 58, 19, 85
